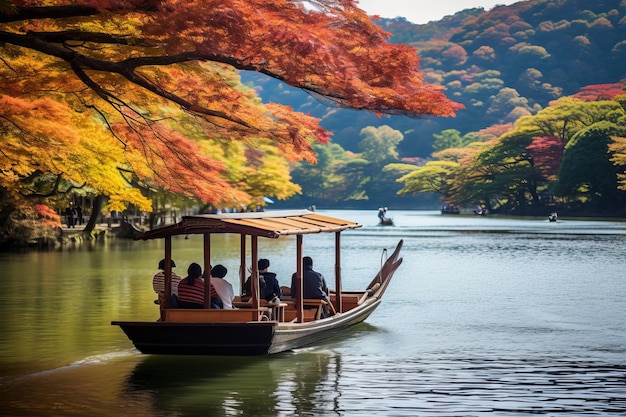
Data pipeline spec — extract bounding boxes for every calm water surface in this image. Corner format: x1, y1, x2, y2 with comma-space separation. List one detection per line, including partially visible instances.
1, 210, 625, 416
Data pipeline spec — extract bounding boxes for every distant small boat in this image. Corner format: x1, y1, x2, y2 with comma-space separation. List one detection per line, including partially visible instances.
441, 205, 460, 215
548, 212, 558, 222
379, 217, 394, 226
474, 206, 486, 216
377, 207, 393, 226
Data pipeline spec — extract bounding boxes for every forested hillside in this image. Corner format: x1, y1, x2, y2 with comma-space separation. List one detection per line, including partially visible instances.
245, 0, 626, 158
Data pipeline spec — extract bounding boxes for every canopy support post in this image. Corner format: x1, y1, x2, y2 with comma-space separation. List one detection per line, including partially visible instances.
240, 235, 246, 295
335, 231, 342, 313
296, 234, 303, 323
164, 236, 172, 309
251, 235, 259, 310
203, 234, 212, 309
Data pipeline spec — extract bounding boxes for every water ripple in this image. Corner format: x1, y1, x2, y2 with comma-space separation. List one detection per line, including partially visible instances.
334, 356, 626, 416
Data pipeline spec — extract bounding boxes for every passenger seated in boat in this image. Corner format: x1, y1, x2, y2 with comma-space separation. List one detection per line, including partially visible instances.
210, 264, 235, 309
291, 256, 331, 317
244, 258, 282, 302
177, 263, 222, 309
153, 259, 182, 306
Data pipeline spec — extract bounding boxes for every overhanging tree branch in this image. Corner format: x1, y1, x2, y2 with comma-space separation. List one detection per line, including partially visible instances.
0, 4, 98, 23
31, 30, 139, 45
0, 30, 253, 128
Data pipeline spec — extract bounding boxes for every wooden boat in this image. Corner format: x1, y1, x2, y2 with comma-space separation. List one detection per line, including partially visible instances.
378, 217, 394, 226
112, 210, 403, 355
441, 205, 460, 215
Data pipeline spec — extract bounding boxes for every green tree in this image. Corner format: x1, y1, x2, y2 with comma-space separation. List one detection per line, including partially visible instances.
357, 126, 404, 203
556, 121, 626, 211
358, 126, 403, 168
293, 125, 406, 204
454, 130, 540, 213
609, 135, 626, 191
432, 129, 463, 152
396, 160, 459, 197
291, 143, 355, 202
516, 97, 624, 147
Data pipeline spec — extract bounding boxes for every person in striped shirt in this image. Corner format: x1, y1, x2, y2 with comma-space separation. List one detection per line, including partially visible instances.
152, 258, 182, 298
177, 263, 222, 309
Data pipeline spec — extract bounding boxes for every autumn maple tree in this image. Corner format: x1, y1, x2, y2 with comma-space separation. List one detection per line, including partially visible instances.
0, 0, 461, 242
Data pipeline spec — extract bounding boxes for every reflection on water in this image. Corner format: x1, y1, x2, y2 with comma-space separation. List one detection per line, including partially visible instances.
1, 210, 625, 416
126, 351, 339, 417
4, 349, 623, 416
128, 353, 626, 416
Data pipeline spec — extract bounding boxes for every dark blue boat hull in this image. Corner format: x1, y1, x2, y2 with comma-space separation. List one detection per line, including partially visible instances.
112, 321, 276, 355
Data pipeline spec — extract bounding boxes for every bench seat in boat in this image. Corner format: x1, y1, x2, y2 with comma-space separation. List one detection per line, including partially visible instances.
165, 308, 270, 323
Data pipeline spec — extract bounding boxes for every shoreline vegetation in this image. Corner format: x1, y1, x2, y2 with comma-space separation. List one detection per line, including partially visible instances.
4, 221, 116, 251
5, 207, 625, 252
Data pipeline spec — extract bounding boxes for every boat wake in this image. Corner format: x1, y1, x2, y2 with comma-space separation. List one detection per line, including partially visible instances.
3, 349, 139, 385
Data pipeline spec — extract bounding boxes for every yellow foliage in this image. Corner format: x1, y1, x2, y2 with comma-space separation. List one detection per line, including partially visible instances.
609, 136, 626, 190
0, 0, 461, 218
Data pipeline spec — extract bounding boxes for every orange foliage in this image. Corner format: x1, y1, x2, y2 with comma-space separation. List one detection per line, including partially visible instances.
34, 204, 61, 227
572, 80, 626, 101
3, 0, 461, 120
112, 121, 234, 203
1, 0, 461, 213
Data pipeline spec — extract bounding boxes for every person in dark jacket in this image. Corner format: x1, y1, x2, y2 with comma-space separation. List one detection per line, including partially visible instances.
290, 256, 329, 301
245, 258, 282, 301
290, 256, 331, 317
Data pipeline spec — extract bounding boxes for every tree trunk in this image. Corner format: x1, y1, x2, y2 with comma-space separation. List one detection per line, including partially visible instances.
83, 194, 104, 235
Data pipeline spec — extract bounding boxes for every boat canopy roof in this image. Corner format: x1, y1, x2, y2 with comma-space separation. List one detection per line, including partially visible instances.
135, 210, 362, 240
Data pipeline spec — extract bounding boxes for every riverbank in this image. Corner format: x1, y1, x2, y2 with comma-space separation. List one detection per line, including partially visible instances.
3, 222, 133, 251
60, 223, 107, 241
61, 219, 146, 242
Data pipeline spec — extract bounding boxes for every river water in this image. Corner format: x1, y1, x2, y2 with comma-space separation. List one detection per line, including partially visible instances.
0, 210, 624, 416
